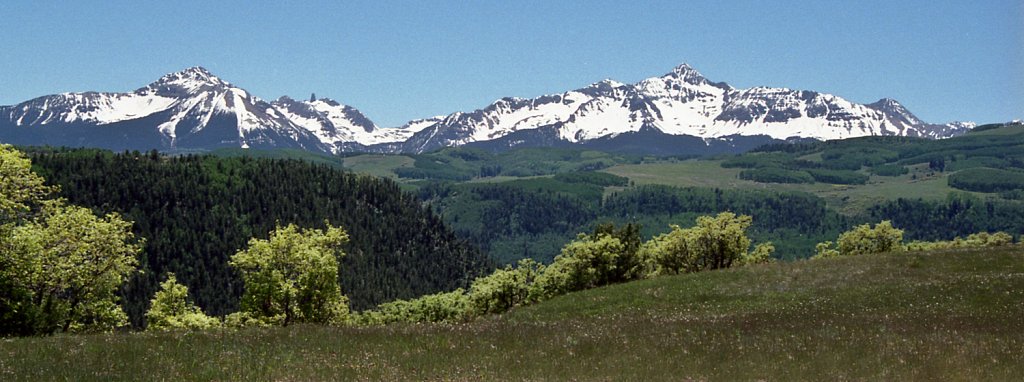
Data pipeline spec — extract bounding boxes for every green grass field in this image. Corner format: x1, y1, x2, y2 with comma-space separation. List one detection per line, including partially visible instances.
341, 154, 415, 179
4, 246, 1021, 380
604, 160, 986, 215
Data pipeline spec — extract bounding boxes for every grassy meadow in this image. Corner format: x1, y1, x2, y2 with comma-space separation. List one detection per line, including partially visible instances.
341, 154, 416, 180
4, 246, 1022, 380
603, 160, 977, 215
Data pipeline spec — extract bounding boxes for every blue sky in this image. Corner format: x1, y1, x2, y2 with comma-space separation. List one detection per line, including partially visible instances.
0, 1, 1020, 127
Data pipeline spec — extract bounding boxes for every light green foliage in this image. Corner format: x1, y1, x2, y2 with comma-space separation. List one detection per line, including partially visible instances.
146, 273, 220, 330
904, 231, 1015, 251
739, 242, 776, 266
0, 144, 53, 223
468, 259, 545, 315
222, 311, 276, 328
534, 234, 626, 299
590, 222, 644, 283
639, 224, 697, 275
814, 221, 904, 259
3, 201, 141, 333
229, 223, 350, 326
640, 212, 772, 275
354, 289, 470, 325
813, 241, 840, 259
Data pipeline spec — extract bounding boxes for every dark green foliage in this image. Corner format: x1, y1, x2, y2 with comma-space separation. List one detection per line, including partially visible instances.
896, 132, 1024, 169
602, 185, 844, 233
551, 171, 628, 187
1000, 190, 1024, 200
749, 140, 824, 154
426, 178, 847, 263
867, 194, 1024, 241
494, 177, 608, 201
424, 182, 598, 264
970, 122, 1023, 132
732, 128, 1024, 188
739, 167, 815, 184
28, 149, 492, 327
821, 147, 898, 168
209, 148, 347, 169
395, 147, 634, 181
948, 168, 1024, 192
869, 164, 908, 176
805, 168, 869, 185
970, 123, 1005, 132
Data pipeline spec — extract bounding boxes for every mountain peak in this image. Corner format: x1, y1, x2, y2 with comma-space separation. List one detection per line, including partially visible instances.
595, 79, 625, 87
143, 66, 230, 94
866, 98, 923, 125
673, 62, 696, 72
662, 62, 713, 86
867, 98, 908, 114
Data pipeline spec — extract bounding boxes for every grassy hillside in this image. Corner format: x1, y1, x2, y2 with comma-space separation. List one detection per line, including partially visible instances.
4, 246, 1021, 380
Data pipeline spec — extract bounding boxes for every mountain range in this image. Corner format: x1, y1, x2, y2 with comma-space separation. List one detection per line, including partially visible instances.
0, 64, 973, 155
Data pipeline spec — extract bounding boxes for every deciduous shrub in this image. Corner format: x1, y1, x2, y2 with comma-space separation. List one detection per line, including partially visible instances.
3, 202, 141, 334
533, 234, 626, 299
468, 259, 545, 315
814, 221, 903, 258
230, 223, 350, 326
146, 273, 220, 330
904, 231, 1014, 251
639, 212, 773, 275
353, 289, 471, 325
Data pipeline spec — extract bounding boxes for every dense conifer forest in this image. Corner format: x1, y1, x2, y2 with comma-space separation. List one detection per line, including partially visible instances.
26, 148, 492, 327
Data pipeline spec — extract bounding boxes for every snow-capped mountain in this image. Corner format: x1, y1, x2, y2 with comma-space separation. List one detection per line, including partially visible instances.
0, 64, 972, 155
0, 67, 415, 153
396, 63, 972, 153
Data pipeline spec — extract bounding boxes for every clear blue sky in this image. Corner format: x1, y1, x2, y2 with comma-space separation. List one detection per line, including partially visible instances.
1, 1, 1020, 127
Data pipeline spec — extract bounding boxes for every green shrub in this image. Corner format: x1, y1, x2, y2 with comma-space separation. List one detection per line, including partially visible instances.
814, 221, 903, 258
146, 273, 220, 331
533, 234, 627, 299
904, 231, 1014, 251
229, 224, 350, 326
639, 212, 773, 275
354, 289, 471, 325
468, 259, 545, 315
